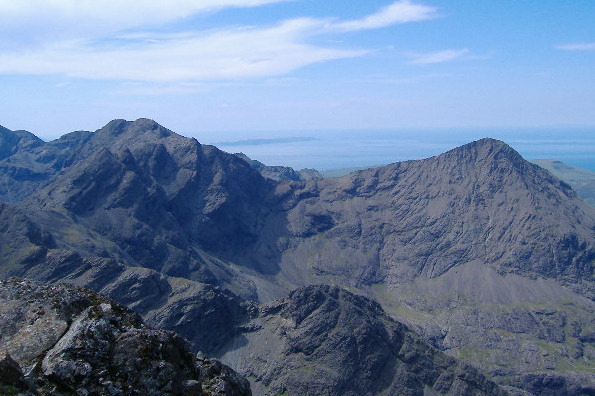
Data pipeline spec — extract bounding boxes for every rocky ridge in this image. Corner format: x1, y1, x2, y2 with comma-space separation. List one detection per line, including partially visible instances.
0, 277, 250, 395
0, 204, 254, 356
234, 152, 322, 182
220, 285, 507, 396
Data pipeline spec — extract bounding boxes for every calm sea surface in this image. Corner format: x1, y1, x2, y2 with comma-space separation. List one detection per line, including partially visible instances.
209, 127, 595, 172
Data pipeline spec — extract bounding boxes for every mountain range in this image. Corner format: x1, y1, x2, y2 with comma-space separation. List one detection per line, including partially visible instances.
1, 118, 594, 395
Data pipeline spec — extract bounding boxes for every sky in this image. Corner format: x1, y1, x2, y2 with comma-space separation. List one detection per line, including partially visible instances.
1, 0, 594, 145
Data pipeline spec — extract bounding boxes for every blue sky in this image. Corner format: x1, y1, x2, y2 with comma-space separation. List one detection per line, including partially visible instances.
1, 0, 594, 142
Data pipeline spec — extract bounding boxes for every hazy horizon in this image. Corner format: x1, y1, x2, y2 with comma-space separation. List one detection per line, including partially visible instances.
206, 126, 595, 172
4, 119, 593, 172
1, 1, 595, 142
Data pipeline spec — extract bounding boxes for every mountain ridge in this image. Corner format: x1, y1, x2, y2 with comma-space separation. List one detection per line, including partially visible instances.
1, 119, 594, 394
220, 284, 508, 395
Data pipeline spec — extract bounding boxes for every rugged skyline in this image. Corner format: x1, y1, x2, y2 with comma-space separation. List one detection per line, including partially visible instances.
1, 118, 594, 394
1, 1, 594, 139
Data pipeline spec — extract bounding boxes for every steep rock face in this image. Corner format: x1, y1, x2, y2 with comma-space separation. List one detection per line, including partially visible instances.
220, 285, 507, 396
3, 246, 255, 356
0, 201, 255, 357
273, 138, 595, 297
0, 278, 251, 395
9, 119, 278, 282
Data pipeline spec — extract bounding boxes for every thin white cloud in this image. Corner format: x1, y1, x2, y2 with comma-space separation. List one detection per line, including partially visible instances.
0, 0, 437, 83
0, 19, 365, 82
0, 0, 290, 48
333, 0, 437, 31
0, 0, 287, 28
407, 49, 469, 64
555, 42, 595, 51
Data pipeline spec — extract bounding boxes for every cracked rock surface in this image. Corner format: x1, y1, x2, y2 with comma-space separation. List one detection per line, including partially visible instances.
0, 277, 250, 395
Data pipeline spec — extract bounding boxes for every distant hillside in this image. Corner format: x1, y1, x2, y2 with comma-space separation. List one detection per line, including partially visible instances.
321, 165, 382, 178
234, 152, 322, 181
533, 159, 595, 206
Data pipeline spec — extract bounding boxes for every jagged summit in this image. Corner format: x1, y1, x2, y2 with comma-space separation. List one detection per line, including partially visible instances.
81, 118, 191, 158
438, 137, 542, 176
448, 136, 513, 153
97, 118, 175, 139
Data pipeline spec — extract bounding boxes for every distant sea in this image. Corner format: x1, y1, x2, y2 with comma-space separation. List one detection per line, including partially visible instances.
209, 127, 595, 172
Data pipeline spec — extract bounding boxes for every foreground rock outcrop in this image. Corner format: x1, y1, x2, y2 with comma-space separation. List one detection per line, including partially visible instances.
0, 278, 250, 395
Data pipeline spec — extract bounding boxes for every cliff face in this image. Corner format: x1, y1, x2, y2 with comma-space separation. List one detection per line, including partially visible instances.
1, 119, 595, 394
274, 138, 595, 295
20, 119, 277, 283
0, 278, 250, 396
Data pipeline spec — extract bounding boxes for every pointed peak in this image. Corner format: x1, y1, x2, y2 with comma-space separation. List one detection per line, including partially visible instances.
130, 118, 164, 130
440, 137, 524, 164
463, 137, 511, 150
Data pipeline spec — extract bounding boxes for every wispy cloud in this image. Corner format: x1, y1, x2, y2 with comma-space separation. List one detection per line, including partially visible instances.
554, 42, 595, 51
0, 19, 365, 82
333, 0, 437, 31
0, 1, 437, 83
406, 49, 469, 64
0, 1, 290, 42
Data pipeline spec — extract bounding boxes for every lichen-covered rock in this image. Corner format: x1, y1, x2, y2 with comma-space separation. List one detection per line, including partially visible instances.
0, 278, 250, 396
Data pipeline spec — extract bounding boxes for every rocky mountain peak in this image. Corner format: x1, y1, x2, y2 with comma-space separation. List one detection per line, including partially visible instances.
431, 137, 529, 175
456, 137, 514, 154
90, 118, 181, 154
100, 118, 169, 136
